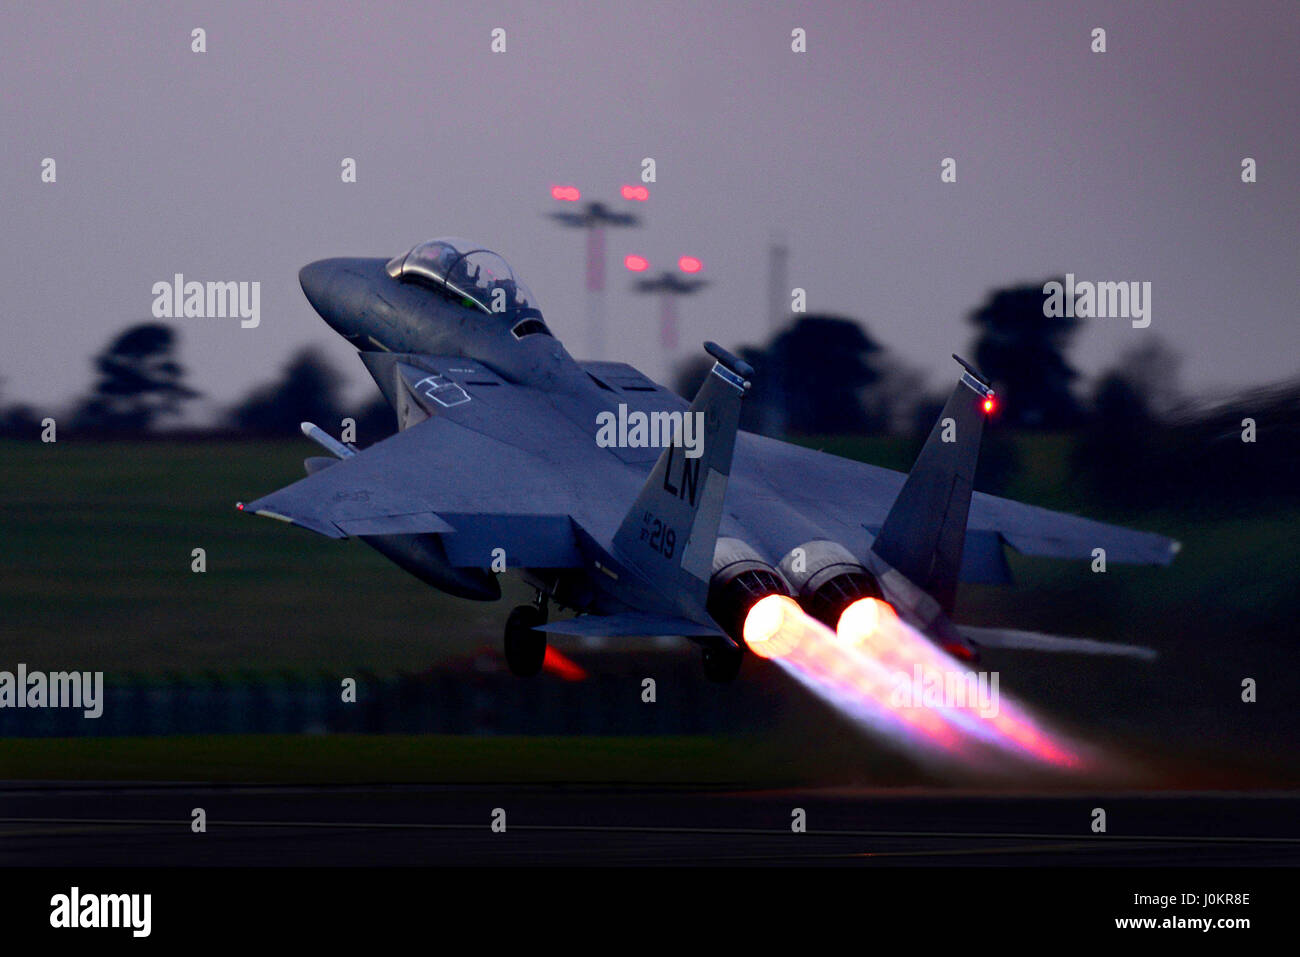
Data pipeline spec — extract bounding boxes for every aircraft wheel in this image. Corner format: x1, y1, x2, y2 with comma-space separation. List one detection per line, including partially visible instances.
504, 605, 547, 677
702, 644, 743, 683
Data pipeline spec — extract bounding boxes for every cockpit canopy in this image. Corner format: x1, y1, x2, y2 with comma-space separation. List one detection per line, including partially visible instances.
386, 237, 551, 338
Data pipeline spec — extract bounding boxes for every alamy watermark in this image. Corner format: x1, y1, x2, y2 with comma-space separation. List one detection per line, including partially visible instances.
1043, 273, 1151, 328
151, 274, 260, 328
595, 405, 705, 459
0, 665, 103, 718
890, 664, 1000, 717
50, 887, 151, 937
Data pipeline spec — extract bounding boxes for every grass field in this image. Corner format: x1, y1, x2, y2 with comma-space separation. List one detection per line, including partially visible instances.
2, 436, 1297, 783
2, 439, 532, 674
0, 734, 777, 785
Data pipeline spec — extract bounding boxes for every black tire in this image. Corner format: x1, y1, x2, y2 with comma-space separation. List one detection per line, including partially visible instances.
504, 605, 547, 677
701, 644, 743, 683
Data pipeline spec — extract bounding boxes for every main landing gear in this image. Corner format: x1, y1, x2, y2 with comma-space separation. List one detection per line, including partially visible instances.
504, 594, 548, 677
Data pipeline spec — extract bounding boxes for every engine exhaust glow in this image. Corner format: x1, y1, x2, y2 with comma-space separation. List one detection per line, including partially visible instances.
742, 594, 804, 659
741, 596, 1088, 772
833, 596, 897, 648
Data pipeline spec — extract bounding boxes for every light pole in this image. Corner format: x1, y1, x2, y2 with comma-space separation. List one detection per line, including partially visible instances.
766, 237, 789, 436
547, 188, 641, 360
630, 256, 708, 361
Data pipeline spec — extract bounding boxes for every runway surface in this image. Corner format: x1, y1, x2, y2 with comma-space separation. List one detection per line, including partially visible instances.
2, 782, 1299, 865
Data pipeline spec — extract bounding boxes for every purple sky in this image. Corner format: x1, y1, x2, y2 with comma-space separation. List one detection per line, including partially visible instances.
3, 1, 1297, 417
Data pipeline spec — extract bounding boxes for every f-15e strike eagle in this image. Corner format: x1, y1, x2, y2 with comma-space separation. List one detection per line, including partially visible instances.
239, 237, 1178, 680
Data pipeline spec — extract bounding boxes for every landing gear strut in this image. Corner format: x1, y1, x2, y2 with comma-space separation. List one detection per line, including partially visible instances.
504, 594, 548, 677
701, 643, 743, 683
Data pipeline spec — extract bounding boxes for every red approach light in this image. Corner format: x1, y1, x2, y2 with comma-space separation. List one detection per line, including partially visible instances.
678, 256, 702, 273
542, 646, 588, 681
620, 184, 649, 201
982, 395, 996, 415
624, 254, 649, 272
551, 185, 581, 201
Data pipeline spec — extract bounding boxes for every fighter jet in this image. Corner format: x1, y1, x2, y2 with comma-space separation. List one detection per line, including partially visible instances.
239, 237, 1178, 680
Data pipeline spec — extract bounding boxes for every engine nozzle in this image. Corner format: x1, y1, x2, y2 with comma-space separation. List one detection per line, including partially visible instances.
707, 538, 792, 646
779, 540, 882, 628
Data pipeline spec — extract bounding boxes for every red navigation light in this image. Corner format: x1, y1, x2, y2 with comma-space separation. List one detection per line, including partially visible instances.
624, 254, 650, 272
620, 184, 649, 201
550, 185, 581, 201
678, 256, 702, 273
982, 396, 996, 415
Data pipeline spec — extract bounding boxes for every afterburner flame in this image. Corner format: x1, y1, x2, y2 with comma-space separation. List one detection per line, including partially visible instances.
834, 597, 897, 648
742, 594, 803, 659
743, 595, 1088, 772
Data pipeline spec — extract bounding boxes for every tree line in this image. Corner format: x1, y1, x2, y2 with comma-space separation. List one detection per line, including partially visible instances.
2, 279, 1295, 507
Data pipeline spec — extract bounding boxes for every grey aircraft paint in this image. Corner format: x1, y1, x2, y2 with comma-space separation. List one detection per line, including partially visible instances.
242, 237, 1179, 673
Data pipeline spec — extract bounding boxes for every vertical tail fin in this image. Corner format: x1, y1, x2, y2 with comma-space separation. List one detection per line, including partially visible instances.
611, 343, 751, 606
871, 355, 994, 612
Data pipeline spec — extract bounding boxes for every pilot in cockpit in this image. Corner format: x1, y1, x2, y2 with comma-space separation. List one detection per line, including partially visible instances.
495, 277, 518, 310
448, 258, 478, 290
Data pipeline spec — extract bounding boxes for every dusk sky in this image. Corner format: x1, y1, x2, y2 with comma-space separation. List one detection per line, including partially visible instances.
3, 1, 1296, 417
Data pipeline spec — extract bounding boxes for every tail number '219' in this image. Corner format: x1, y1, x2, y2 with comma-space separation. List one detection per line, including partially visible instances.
638, 511, 677, 559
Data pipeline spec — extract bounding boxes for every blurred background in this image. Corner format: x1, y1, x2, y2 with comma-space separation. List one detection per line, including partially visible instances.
1, 1, 1296, 787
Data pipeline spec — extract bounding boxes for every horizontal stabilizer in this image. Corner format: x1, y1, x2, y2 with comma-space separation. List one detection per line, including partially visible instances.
958, 626, 1157, 661
538, 613, 724, 639
999, 528, 1180, 566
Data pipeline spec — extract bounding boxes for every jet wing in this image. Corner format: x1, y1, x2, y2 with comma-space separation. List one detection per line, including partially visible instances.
964, 492, 1178, 565
731, 432, 1179, 571
244, 351, 1177, 577
239, 363, 639, 569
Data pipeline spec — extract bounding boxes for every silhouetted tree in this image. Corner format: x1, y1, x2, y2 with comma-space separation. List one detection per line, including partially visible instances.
767, 316, 888, 433
671, 355, 711, 402
1071, 373, 1157, 501
1109, 337, 1183, 419
228, 348, 345, 436
0, 403, 42, 438
71, 323, 198, 434
675, 316, 902, 435
350, 394, 397, 447
0, 378, 40, 437
968, 282, 1083, 428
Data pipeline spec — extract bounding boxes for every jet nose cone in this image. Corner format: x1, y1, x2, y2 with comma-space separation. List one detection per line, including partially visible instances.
299, 257, 366, 337
298, 259, 336, 314
297, 256, 392, 345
